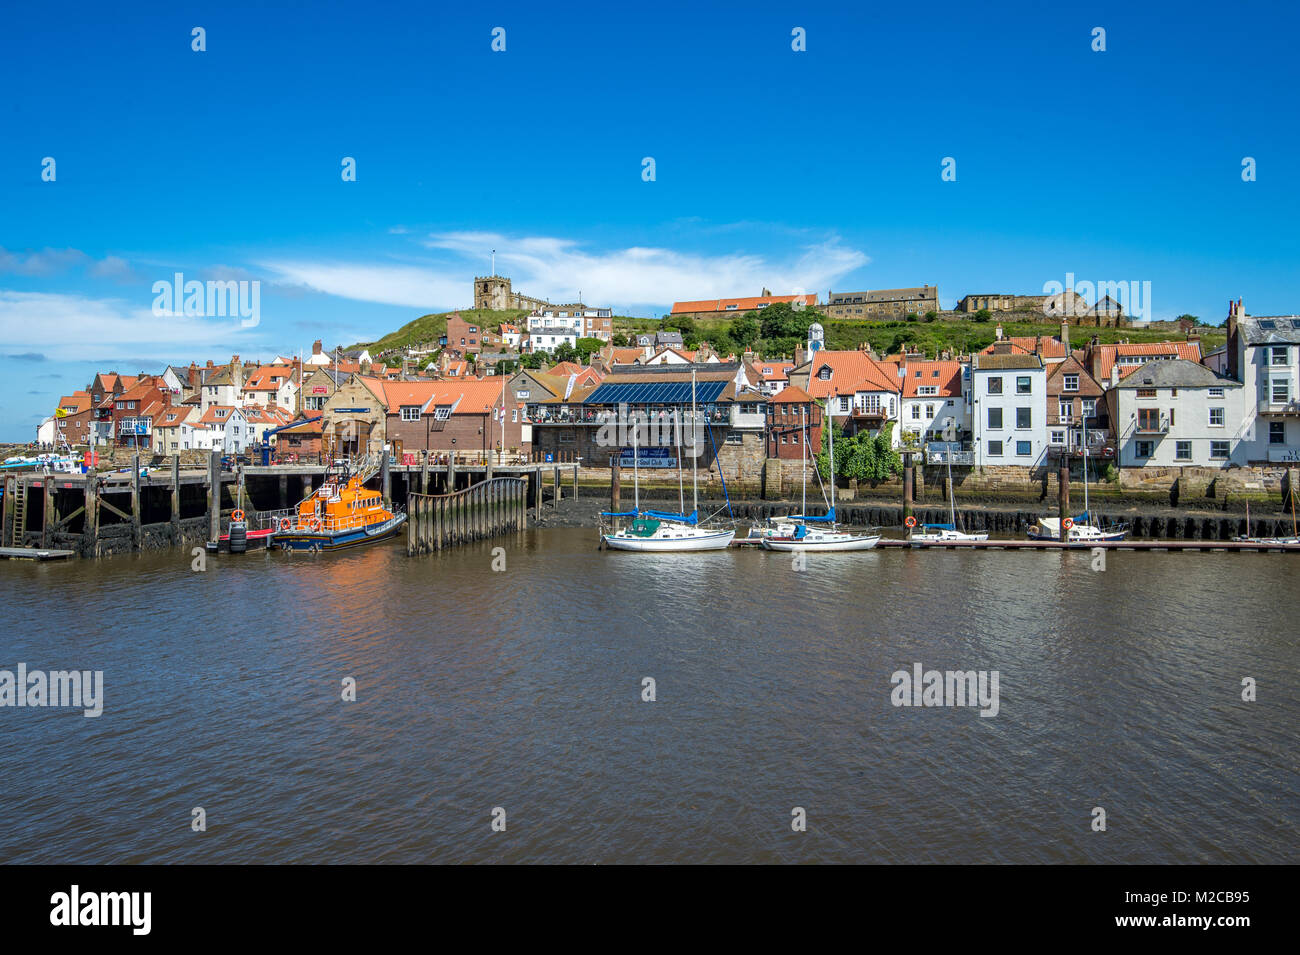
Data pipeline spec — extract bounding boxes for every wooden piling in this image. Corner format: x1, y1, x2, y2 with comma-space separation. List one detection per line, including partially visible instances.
207, 450, 221, 542
2, 476, 14, 547
610, 464, 622, 533
43, 476, 56, 548
83, 476, 99, 557
1058, 456, 1071, 523
171, 455, 181, 543
902, 452, 914, 523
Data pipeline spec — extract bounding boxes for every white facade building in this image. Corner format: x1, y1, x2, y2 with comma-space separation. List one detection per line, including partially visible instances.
526, 310, 582, 353
1227, 308, 1300, 464
970, 353, 1048, 468
1109, 359, 1247, 467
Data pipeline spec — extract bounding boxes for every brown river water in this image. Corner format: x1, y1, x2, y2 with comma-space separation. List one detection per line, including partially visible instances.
1, 527, 1296, 863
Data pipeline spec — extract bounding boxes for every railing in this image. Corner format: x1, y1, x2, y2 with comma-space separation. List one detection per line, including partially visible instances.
407, 477, 527, 554
1259, 399, 1300, 415
926, 450, 975, 465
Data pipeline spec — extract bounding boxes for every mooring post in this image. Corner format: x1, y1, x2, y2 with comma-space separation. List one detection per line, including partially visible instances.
278, 473, 288, 509
486, 450, 494, 482
553, 465, 562, 505
534, 467, 542, 522
2, 476, 14, 546
381, 449, 391, 509
171, 454, 181, 543
572, 463, 578, 500
207, 449, 221, 542
130, 454, 142, 550
1058, 454, 1071, 524
902, 452, 914, 524
83, 476, 99, 557
434, 496, 443, 551
447, 454, 457, 494
43, 475, 56, 548
421, 452, 430, 494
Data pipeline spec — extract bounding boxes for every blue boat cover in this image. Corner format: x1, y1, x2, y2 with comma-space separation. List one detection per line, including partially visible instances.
792, 508, 835, 523
643, 508, 698, 525
601, 510, 638, 517
793, 523, 808, 540
923, 523, 955, 530
1073, 512, 1090, 523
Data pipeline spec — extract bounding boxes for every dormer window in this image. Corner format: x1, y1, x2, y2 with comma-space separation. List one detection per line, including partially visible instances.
818, 367, 832, 380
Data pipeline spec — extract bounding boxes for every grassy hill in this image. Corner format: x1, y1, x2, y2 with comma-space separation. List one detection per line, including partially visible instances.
356, 306, 1223, 364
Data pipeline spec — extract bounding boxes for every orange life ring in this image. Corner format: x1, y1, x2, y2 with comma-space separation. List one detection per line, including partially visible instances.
231, 509, 245, 522
904, 515, 917, 528
1062, 518, 1074, 530
308, 517, 322, 531
279, 517, 293, 532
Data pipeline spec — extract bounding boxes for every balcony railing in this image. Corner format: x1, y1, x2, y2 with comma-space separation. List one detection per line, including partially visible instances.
1259, 399, 1300, 415
527, 407, 730, 425
1132, 417, 1170, 435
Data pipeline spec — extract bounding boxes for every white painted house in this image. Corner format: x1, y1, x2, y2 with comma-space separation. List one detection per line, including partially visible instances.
526, 310, 583, 353
1226, 306, 1300, 464
970, 353, 1048, 468
1109, 359, 1247, 467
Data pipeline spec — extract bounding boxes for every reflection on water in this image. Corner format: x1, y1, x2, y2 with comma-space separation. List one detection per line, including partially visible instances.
1, 529, 1296, 863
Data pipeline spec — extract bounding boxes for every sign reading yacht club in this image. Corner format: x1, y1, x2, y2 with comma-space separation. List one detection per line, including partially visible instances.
618, 447, 677, 468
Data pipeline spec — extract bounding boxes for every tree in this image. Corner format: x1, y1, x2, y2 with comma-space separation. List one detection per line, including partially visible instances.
520, 351, 545, 370
612, 333, 631, 347
816, 419, 902, 483
728, 314, 761, 351
757, 302, 816, 341
974, 308, 992, 322
923, 311, 938, 323
575, 337, 604, 361
552, 342, 579, 364
661, 315, 697, 337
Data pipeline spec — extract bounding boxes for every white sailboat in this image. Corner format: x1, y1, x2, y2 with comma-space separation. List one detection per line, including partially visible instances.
908, 450, 988, 544
1028, 421, 1128, 542
761, 395, 880, 552
601, 371, 735, 552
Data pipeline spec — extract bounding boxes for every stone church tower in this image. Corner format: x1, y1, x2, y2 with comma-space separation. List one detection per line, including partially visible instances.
474, 275, 512, 311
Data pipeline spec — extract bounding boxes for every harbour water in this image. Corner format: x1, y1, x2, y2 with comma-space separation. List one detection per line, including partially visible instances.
1, 529, 1296, 864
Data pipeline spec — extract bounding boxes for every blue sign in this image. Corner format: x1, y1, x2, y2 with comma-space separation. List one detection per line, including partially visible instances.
618, 447, 677, 468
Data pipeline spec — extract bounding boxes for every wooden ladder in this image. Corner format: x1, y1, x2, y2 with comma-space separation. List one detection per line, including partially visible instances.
8, 480, 27, 546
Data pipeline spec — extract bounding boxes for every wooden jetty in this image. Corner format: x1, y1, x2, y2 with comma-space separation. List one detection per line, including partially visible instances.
877, 538, 1300, 553
407, 477, 527, 554
0, 546, 77, 561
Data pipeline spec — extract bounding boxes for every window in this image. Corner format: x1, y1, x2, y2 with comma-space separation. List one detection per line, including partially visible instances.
1082, 399, 1096, 417
1271, 378, 1290, 404
1136, 388, 1156, 399
1016, 376, 1032, 394
839, 396, 850, 413
987, 377, 1002, 395
1063, 374, 1079, 392
1015, 440, 1032, 456
1051, 430, 1065, 445
724, 432, 743, 445
911, 405, 921, 419
1270, 421, 1285, 444
987, 440, 1003, 456
1208, 407, 1224, 427
987, 407, 1003, 430
1135, 440, 1154, 458
1016, 407, 1031, 429
1137, 408, 1162, 431
917, 385, 937, 396
1209, 387, 1224, 398
400, 405, 421, 422
1175, 441, 1191, 461
1210, 440, 1229, 460
925, 404, 934, 417
433, 406, 452, 420
1271, 345, 1289, 366
1059, 401, 1073, 420
819, 367, 832, 380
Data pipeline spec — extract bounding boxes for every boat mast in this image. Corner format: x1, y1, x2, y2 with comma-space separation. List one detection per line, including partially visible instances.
633, 415, 640, 513
947, 452, 956, 527
676, 410, 684, 515
691, 368, 698, 514
828, 395, 835, 512
801, 406, 807, 516
1081, 417, 1089, 516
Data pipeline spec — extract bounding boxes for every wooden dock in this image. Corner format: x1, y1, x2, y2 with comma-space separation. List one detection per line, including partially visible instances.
877, 538, 1300, 552
0, 546, 77, 561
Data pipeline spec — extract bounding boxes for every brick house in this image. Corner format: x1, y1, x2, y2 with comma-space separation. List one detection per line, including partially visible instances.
377, 379, 525, 459
766, 385, 822, 459
1045, 354, 1110, 454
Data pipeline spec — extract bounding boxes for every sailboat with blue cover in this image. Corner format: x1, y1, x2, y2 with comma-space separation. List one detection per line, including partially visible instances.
601, 373, 736, 552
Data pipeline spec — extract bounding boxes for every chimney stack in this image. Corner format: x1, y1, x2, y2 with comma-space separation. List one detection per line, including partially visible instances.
312, 339, 323, 356
1060, 321, 1070, 352
1226, 298, 1242, 381
995, 324, 1004, 341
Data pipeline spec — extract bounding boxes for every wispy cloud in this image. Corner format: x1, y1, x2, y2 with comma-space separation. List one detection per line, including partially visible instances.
0, 247, 139, 282
0, 290, 266, 362
261, 231, 868, 314
7, 352, 47, 362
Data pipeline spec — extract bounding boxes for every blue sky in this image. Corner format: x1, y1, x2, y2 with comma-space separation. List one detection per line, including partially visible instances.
2, 0, 1298, 440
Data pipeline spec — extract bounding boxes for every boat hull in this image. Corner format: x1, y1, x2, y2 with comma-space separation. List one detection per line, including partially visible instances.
276, 514, 407, 552
602, 529, 735, 552
1027, 528, 1127, 542
761, 534, 880, 552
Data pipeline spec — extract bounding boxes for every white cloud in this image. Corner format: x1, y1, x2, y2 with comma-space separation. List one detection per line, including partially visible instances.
261, 261, 466, 311
0, 290, 266, 362
262, 232, 869, 314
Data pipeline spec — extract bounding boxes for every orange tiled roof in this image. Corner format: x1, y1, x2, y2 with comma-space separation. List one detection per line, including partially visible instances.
900, 360, 963, 398
671, 294, 816, 314
980, 337, 1069, 359
1092, 341, 1203, 381
608, 347, 645, 365
803, 350, 901, 398
242, 365, 294, 391
769, 385, 814, 404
